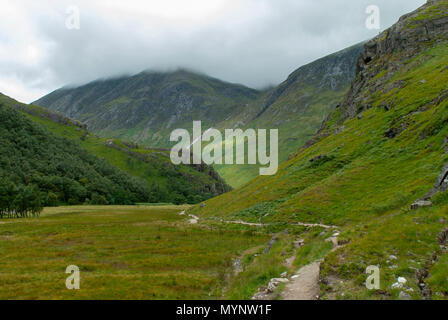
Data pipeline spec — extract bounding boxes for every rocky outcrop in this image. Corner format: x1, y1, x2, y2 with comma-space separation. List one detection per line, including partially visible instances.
256, 43, 363, 119
338, 0, 448, 121
421, 161, 448, 199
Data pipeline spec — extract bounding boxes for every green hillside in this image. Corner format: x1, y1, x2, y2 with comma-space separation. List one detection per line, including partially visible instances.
190, 0, 448, 299
0, 94, 231, 205
34, 69, 261, 148
34, 47, 362, 188
0, 101, 151, 207
215, 43, 364, 187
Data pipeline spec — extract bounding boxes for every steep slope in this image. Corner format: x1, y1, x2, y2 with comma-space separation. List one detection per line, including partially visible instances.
1, 93, 231, 204
191, 0, 448, 299
34, 69, 261, 148
215, 43, 364, 187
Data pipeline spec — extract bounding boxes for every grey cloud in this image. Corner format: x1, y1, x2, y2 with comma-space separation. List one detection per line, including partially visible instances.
0, 0, 426, 102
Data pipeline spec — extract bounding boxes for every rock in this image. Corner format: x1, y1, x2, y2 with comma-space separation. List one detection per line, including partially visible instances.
411, 200, 432, 210
310, 154, 326, 163
334, 126, 345, 134
389, 255, 398, 261
337, 0, 448, 122
419, 79, 427, 84
399, 291, 412, 300
326, 236, 339, 247
392, 277, 407, 289
391, 282, 403, 289
200, 203, 206, 208
266, 282, 277, 293
271, 278, 289, 284
280, 272, 288, 278
398, 277, 407, 285
266, 278, 289, 292
294, 239, 305, 248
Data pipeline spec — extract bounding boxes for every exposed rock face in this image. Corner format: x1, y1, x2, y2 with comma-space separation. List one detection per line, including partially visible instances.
421, 161, 448, 199
338, 0, 448, 121
255, 43, 364, 119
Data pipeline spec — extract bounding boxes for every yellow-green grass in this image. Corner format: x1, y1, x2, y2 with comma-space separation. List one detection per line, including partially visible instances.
0, 205, 269, 300
191, 42, 448, 299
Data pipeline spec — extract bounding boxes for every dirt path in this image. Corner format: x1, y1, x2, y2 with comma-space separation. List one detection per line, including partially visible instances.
281, 261, 321, 300
224, 220, 336, 229
179, 211, 337, 229
178, 210, 339, 300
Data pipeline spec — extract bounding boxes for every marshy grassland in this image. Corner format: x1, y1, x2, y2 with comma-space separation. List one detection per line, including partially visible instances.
0, 205, 275, 300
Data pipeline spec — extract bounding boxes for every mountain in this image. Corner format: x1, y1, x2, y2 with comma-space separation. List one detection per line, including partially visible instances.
1, 93, 231, 205
214, 43, 364, 187
35, 46, 363, 188
190, 0, 448, 299
34, 69, 261, 148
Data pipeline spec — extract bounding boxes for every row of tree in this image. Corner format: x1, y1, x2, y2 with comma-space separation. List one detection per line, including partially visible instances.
0, 183, 43, 218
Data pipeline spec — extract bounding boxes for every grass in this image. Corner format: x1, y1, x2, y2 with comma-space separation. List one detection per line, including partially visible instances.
0, 205, 270, 300
190, 40, 448, 299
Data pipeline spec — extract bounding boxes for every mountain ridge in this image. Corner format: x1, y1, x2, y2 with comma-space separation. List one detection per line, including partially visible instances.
35, 43, 364, 187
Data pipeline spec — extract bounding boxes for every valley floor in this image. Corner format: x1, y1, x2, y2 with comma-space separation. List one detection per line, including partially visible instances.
0, 205, 271, 300
1, 204, 447, 300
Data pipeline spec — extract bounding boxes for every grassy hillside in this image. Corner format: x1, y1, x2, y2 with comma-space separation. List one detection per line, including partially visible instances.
0, 93, 231, 205
34, 70, 261, 148
0, 101, 151, 206
34, 48, 362, 188
215, 43, 363, 187
190, 0, 448, 299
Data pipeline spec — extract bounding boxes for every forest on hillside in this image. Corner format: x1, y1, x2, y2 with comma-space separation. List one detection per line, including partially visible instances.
0, 103, 153, 212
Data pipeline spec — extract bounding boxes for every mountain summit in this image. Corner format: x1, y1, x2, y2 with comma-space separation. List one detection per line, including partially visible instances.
36, 44, 363, 187
35, 69, 261, 147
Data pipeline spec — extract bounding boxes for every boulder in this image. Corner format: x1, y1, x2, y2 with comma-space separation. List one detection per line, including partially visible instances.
399, 291, 412, 300
411, 200, 432, 210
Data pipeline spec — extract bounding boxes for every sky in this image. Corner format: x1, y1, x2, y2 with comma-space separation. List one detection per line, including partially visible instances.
0, 0, 426, 103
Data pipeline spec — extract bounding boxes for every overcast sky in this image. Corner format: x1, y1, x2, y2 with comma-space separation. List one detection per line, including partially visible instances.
0, 0, 426, 103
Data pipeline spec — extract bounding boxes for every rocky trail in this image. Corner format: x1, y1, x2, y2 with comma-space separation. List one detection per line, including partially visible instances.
179, 210, 341, 300
224, 219, 337, 229
281, 261, 322, 300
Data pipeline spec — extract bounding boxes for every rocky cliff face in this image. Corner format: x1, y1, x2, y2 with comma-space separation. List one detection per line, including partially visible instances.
337, 0, 448, 121
254, 43, 364, 120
